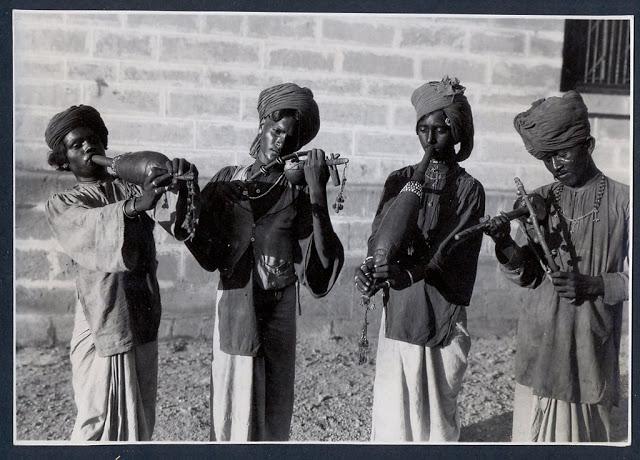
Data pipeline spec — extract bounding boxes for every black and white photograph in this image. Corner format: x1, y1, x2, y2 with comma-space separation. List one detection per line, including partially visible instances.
10, 7, 633, 449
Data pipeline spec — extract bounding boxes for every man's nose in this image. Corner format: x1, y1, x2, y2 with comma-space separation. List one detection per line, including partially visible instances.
82, 140, 96, 152
427, 130, 437, 144
275, 134, 286, 147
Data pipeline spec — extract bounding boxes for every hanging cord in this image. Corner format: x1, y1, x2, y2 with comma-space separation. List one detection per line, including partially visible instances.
332, 159, 348, 213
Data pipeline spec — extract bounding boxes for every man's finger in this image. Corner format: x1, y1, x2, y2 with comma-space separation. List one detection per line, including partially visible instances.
152, 173, 172, 187
355, 272, 371, 287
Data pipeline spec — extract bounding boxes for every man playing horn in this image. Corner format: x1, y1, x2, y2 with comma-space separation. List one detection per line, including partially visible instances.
44, 104, 194, 440
186, 83, 344, 441
484, 91, 629, 442
355, 77, 485, 442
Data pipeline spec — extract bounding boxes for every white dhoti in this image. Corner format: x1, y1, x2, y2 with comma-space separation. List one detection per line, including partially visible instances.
371, 308, 471, 442
512, 382, 611, 442
210, 285, 297, 441
69, 305, 158, 441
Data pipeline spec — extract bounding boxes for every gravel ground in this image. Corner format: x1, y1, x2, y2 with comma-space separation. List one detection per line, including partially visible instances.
15, 331, 628, 443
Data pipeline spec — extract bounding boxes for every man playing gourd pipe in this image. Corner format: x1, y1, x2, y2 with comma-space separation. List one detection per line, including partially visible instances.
483, 91, 629, 442
44, 105, 196, 440
185, 83, 344, 441
355, 77, 485, 442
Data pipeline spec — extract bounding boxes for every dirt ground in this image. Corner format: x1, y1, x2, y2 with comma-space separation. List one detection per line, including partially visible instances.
15, 331, 629, 443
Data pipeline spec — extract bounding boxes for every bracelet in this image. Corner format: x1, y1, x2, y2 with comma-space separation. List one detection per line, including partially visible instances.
400, 181, 423, 199
123, 198, 138, 219
405, 269, 414, 286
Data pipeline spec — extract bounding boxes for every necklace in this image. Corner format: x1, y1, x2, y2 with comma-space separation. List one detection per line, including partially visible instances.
248, 172, 285, 200
552, 173, 606, 233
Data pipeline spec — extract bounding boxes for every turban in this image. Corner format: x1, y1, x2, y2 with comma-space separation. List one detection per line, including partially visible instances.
45, 105, 109, 151
411, 76, 474, 162
249, 83, 320, 158
513, 90, 590, 160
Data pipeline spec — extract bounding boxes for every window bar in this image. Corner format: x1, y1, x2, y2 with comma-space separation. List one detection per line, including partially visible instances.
591, 20, 600, 83
615, 20, 623, 84
622, 24, 629, 85
584, 19, 593, 84
600, 20, 608, 83
606, 21, 616, 85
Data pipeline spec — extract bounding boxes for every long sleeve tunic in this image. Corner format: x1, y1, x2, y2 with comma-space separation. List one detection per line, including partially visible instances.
501, 174, 629, 405
45, 178, 161, 357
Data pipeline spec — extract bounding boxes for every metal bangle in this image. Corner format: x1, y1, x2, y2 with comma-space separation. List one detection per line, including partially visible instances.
405, 269, 414, 285
400, 180, 423, 199
123, 198, 138, 219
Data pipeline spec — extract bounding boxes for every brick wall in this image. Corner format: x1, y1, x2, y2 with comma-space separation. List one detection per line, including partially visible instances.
14, 12, 631, 346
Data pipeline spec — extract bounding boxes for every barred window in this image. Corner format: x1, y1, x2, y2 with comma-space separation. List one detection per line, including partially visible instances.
561, 19, 631, 95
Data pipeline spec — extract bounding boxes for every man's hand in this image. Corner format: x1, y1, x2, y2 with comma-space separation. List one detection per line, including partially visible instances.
135, 167, 172, 211
165, 158, 198, 191
303, 149, 329, 195
372, 263, 413, 291
411, 145, 435, 182
483, 212, 513, 245
549, 271, 604, 301
354, 257, 376, 297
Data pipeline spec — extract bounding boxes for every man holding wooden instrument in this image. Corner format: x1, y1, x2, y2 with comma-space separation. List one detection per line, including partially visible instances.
185, 82, 344, 441
483, 91, 629, 442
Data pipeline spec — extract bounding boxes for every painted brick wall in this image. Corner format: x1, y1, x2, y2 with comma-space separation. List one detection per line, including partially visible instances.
14, 12, 631, 346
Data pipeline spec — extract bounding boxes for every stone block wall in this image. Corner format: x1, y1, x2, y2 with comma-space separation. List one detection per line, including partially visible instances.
13, 12, 631, 346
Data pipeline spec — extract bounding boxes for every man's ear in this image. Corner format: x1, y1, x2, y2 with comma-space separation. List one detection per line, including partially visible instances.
258, 119, 265, 134
586, 136, 596, 156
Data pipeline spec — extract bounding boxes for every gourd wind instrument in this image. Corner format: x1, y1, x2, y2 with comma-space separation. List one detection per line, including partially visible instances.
88, 150, 199, 240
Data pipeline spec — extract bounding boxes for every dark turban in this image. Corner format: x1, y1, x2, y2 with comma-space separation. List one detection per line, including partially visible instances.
513, 90, 591, 160
411, 76, 474, 162
45, 105, 109, 151
249, 83, 320, 158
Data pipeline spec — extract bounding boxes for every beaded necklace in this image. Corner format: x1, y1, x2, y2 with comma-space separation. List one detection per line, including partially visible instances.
551, 173, 606, 233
